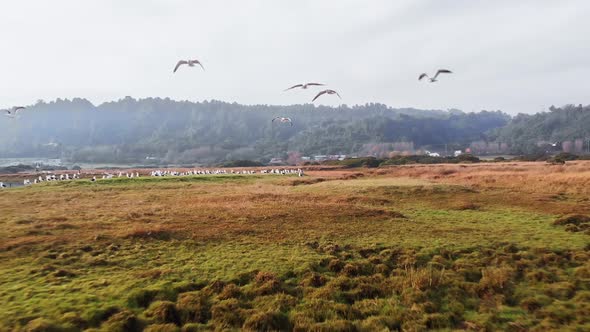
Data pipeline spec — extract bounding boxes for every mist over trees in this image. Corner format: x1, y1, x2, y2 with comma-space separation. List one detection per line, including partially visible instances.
3, 96, 574, 165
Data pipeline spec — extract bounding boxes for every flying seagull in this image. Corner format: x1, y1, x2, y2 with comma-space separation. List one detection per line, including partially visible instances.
173, 59, 205, 73
419, 69, 452, 83
312, 89, 341, 102
4, 106, 25, 118
284, 83, 325, 91
272, 117, 293, 127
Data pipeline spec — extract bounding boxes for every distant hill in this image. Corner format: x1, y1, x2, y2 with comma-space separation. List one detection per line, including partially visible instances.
1, 97, 510, 164
492, 104, 590, 154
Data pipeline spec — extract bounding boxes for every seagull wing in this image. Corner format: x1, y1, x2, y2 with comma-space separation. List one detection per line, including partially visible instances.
331, 90, 342, 99
272, 117, 279, 122
418, 73, 429, 81
305, 83, 324, 87
173, 60, 188, 73
284, 84, 303, 91
190, 60, 205, 70
312, 90, 328, 102
433, 69, 452, 80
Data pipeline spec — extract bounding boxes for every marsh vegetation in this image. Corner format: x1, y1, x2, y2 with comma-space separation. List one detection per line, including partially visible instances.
0, 163, 589, 331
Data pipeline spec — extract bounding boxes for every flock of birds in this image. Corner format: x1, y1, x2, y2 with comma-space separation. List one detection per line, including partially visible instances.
3, 57, 452, 125
149, 168, 303, 177
0, 168, 305, 188
169, 59, 452, 127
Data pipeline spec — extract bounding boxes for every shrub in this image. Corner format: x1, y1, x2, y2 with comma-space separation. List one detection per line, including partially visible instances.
204, 280, 226, 294
218, 283, 242, 300
424, 313, 451, 329
328, 259, 345, 272
479, 266, 514, 293
60, 312, 87, 330
524, 269, 558, 283
253, 272, 282, 296
242, 311, 291, 331
255, 271, 278, 284
127, 289, 161, 308
23, 318, 63, 332
144, 301, 181, 325
180, 323, 210, 332
374, 264, 390, 275
252, 294, 299, 312
84, 306, 121, 327
310, 319, 357, 332
342, 264, 360, 277
553, 214, 590, 227
544, 282, 576, 300
358, 315, 401, 332
101, 310, 143, 332
210, 299, 244, 328
176, 292, 210, 324
537, 301, 576, 325
144, 323, 181, 332
300, 273, 327, 288
520, 295, 552, 313
351, 299, 385, 318
573, 290, 590, 303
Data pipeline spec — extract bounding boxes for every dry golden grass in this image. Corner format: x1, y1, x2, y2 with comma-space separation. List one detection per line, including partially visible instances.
378, 161, 590, 195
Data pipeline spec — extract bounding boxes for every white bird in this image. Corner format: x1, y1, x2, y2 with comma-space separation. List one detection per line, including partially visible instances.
284, 83, 324, 91
419, 69, 452, 83
312, 89, 341, 102
173, 59, 205, 73
4, 106, 25, 118
272, 117, 293, 127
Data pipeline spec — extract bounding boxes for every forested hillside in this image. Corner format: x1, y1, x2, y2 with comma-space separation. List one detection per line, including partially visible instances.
0, 98, 509, 164
492, 104, 590, 154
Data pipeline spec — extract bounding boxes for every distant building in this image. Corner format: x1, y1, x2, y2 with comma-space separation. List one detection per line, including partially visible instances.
454, 150, 462, 157
301, 156, 311, 161
314, 155, 328, 162
269, 158, 284, 165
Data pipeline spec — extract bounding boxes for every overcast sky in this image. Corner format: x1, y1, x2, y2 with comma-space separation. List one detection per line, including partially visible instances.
0, 1, 588, 114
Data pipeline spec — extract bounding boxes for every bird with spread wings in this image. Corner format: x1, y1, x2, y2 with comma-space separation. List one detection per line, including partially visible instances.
173, 59, 205, 73
419, 69, 452, 83
4, 106, 25, 118
272, 117, 293, 127
284, 83, 325, 91
312, 89, 341, 102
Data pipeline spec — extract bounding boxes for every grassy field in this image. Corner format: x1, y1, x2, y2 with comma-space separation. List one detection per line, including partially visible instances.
0, 163, 589, 331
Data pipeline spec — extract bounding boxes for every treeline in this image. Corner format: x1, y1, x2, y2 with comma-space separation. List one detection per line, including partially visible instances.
0, 97, 510, 165
322, 154, 482, 168
492, 104, 590, 154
